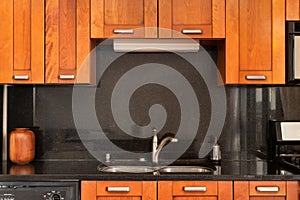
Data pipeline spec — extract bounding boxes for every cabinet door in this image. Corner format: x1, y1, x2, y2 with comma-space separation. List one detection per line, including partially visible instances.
158, 181, 232, 200
286, 0, 300, 20
91, 0, 157, 38
46, 0, 93, 84
159, 0, 225, 38
0, 0, 44, 84
81, 181, 156, 200
225, 0, 285, 84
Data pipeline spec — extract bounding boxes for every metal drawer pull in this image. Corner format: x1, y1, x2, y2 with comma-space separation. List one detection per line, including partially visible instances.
59, 75, 75, 80
183, 186, 207, 192
182, 29, 203, 34
13, 75, 29, 80
107, 187, 130, 192
113, 29, 134, 34
256, 186, 280, 192
245, 75, 267, 80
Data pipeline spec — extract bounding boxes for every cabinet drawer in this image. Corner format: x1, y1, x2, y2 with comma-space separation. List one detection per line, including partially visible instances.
103, 25, 145, 38
239, 71, 273, 84
173, 181, 217, 196
172, 25, 212, 38
249, 181, 286, 196
97, 181, 142, 196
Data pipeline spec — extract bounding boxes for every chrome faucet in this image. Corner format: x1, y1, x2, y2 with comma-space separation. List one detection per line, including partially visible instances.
152, 128, 178, 164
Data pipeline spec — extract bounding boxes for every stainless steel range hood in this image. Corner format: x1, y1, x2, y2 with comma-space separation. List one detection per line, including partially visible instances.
113, 39, 200, 52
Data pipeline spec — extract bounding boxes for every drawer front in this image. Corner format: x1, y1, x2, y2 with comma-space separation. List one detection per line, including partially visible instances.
97, 181, 142, 196
172, 25, 212, 38
249, 181, 286, 196
239, 71, 273, 84
104, 25, 145, 38
173, 181, 217, 196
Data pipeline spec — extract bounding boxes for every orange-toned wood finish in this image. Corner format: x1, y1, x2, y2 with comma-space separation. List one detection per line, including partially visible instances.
158, 181, 232, 200
0, 0, 44, 84
286, 0, 300, 20
91, 0, 157, 38
81, 181, 156, 200
159, 0, 225, 38
46, 0, 93, 84
234, 181, 298, 200
225, 0, 285, 84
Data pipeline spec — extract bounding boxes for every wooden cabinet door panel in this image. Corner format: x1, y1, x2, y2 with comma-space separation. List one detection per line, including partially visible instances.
91, 0, 157, 38
239, 0, 272, 71
250, 198, 285, 200
286, 0, 300, 20
174, 197, 217, 200
97, 197, 141, 200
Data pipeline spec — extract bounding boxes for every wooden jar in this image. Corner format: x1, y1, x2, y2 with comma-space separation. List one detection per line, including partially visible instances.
9, 128, 35, 164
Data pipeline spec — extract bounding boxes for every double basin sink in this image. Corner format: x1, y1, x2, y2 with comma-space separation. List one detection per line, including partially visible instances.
97, 159, 215, 174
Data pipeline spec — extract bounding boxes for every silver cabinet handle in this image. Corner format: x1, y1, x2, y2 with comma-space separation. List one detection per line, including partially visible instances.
256, 186, 280, 192
245, 75, 267, 80
59, 75, 75, 80
107, 187, 130, 192
183, 186, 207, 192
113, 29, 134, 34
13, 75, 29, 80
182, 29, 203, 34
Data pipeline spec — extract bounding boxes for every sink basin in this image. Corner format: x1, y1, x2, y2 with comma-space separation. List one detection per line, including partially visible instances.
159, 166, 214, 174
98, 165, 214, 174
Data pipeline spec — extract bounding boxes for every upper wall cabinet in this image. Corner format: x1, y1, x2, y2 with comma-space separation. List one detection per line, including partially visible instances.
91, 0, 225, 39
225, 0, 285, 84
46, 0, 94, 84
286, 0, 300, 20
159, 0, 225, 38
0, 0, 44, 84
91, 0, 158, 38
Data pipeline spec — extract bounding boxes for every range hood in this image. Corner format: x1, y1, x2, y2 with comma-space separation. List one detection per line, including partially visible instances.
113, 39, 200, 52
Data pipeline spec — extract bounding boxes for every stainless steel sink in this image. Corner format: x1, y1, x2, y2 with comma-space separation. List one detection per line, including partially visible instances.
98, 165, 214, 174
159, 166, 213, 174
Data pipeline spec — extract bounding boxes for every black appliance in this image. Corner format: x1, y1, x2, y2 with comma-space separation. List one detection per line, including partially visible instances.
0, 181, 78, 200
287, 21, 300, 83
268, 120, 300, 173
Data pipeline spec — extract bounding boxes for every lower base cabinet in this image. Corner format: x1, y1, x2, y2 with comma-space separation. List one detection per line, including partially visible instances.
81, 181, 232, 200
234, 181, 299, 200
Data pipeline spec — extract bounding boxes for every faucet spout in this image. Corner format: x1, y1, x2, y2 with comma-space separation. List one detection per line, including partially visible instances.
152, 132, 178, 164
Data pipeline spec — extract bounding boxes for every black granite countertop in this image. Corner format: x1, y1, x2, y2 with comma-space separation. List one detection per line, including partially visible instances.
0, 153, 299, 181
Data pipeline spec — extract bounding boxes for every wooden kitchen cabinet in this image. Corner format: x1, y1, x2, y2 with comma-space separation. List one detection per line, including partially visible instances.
225, 0, 285, 84
81, 181, 156, 200
286, 0, 300, 20
91, 0, 158, 38
234, 181, 299, 200
158, 181, 232, 200
46, 0, 94, 84
159, 0, 225, 38
0, 0, 44, 84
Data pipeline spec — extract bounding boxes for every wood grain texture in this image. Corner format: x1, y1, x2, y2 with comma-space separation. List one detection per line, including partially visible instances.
14, 0, 31, 71
286, 0, 300, 20
249, 181, 286, 196
272, 0, 285, 84
81, 181, 97, 200
225, 0, 239, 84
172, 25, 212, 38
158, 0, 172, 38
91, 0, 104, 38
249, 197, 285, 200
77, 0, 94, 84
30, 0, 44, 83
172, 181, 217, 196
212, 0, 225, 38
286, 181, 299, 200
174, 197, 216, 200
158, 181, 172, 200
239, 0, 272, 71
45, 0, 59, 83
59, 0, 76, 71
142, 181, 156, 200
144, 0, 157, 38
234, 181, 249, 200
218, 181, 233, 200
0, 0, 13, 83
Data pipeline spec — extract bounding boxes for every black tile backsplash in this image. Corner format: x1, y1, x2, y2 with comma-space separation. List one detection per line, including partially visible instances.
5, 48, 300, 162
